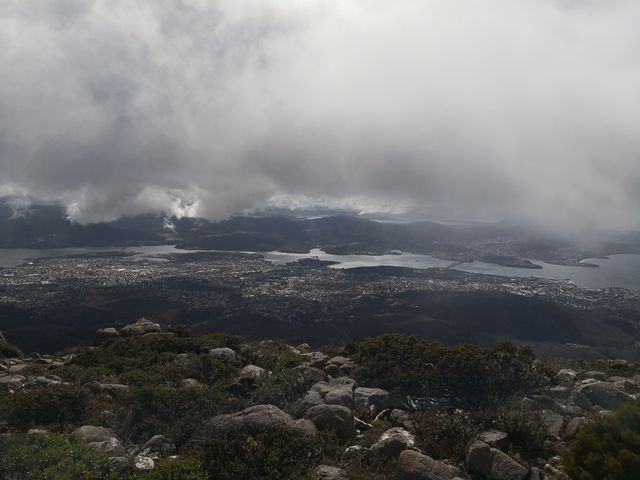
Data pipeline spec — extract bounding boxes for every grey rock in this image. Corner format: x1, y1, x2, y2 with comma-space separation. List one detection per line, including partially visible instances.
294, 365, 328, 384
478, 429, 509, 450
398, 449, 462, 480
73, 425, 119, 444
95, 328, 120, 345
109, 456, 130, 473
555, 369, 577, 387
303, 377, 356, 409
579, 381, 634, 410
209, 347, 241, 367
302, 351, 330, 369
121, 318, 161, 337
584, 371, 606, 381
134, 455, 155, 471
368, 427, 415, 459
354, 387, 389, 416
312, 465, 349, 480
143, 434, 176, 457
205, 404, 317, 443
547, 386, 572, 400
390, 409, 415, 430
539, 410, 565, 439
609, 376, 640, 394
174, 354, 203, 376
466, 441, 528, 480
305, 404, 355, 439
564, 417, 587, 439
90, 437, 124, 455
180, 378, 204, 388
239, 364, 269, 382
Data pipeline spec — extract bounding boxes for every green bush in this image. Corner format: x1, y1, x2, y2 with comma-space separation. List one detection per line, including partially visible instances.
193, 430, 341, 480
113, 384, 245, 446
412, 410, 484, 463
0, 385, 90, 431
138, 456, 207, 480
563, 400, 640, 480
0, 433, 117, 480
493, 401, 547, 458
355, 334, 542, 409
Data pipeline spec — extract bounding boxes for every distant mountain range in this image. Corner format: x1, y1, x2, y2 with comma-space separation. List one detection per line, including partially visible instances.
1, 198, 639, 265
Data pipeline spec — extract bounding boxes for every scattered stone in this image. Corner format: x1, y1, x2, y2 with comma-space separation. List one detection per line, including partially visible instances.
209, 347, 241, 367
204, 404, 317, 443
584, 371, 606, 381
398, 449, 462, 480
305, 404, 355, 439
312, 465, 349, 480
579, 381, 634, 410
368, 427, 415, 459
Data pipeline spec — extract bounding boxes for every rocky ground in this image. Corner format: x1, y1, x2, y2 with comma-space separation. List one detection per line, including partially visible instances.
1, 319, 639, 479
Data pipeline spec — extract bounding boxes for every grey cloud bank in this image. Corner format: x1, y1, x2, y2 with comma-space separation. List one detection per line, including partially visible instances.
1, 0, 639, 233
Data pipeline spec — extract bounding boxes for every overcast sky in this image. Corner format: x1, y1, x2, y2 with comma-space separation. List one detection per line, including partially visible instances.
1, 0, 639, 232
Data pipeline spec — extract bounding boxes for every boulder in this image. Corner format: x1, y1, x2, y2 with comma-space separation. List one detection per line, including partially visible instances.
312, 465, 349, 480
608, 376, 640, 395
143, 434, 176, 457
73, 425, 119, 444
109, 456, 130, 473
209, 347, 241, 367
579, 382, 634, 410
564, 417, 587, 440
305, 404, 355, 439
180, 378, 204, 388
368, 427, 415, 459
134, 455, 155, 471
398, 450, 462, 480
301, 351, 330, 369
466, 441, 528, 480
294, 365, 328, 384
121, 318, 161, 337
539, 410, 565, 439
204, 404, 317, 443
584, 371, 606, 381
73, 426, 124, 454
354, 387, 389, 416
390, 409, 415, 430
0, 375, 26, 387
303, 377, 356, 409
95, 328, 120, 345
239, 364, 269, 382
478, 430, 509, 450
555, 369, 577, 387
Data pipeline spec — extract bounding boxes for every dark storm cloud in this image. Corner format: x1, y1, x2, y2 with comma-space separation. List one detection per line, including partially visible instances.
1, 0, 639, 232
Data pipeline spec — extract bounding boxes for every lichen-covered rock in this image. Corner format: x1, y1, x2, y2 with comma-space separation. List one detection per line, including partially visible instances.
204, 404, 317, 443
305, 404, 355, 439
539, 410, 565, 439
134, 455, 155, 471
303, 377, 356, 409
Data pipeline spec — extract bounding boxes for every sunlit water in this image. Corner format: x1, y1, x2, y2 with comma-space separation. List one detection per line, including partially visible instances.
0, 246, 639, 290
